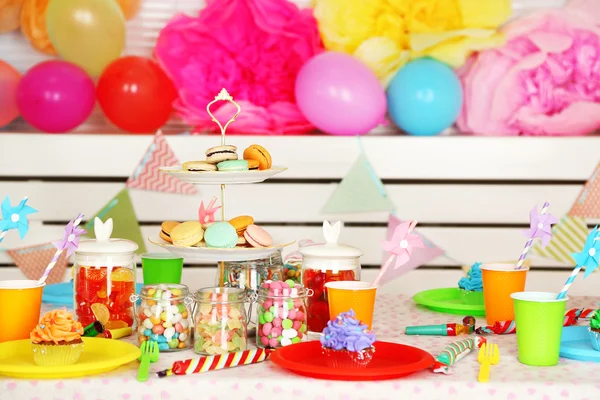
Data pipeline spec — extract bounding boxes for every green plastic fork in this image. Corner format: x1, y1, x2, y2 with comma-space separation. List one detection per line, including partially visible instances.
137, 341, 159, 382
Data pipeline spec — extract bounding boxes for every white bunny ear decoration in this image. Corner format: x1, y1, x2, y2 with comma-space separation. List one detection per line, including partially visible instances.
322, 221, 342, 244
94, 217, 114, 241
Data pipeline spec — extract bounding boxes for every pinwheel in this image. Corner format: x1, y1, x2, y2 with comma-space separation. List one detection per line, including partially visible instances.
0, 196, 37, 243
557, 226, 600, 299
199, 197, 221, 224
39, 213, 85, 284
515, 202, 557, 270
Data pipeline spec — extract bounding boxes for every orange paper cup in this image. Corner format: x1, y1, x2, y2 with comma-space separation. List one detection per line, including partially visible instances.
325, 281, 377, 329
0, 280, 45, 343
481, 263, 528, 324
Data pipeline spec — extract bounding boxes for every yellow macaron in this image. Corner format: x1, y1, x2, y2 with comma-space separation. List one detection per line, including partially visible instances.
170, 221, 204, 247
228, 215, 254, 235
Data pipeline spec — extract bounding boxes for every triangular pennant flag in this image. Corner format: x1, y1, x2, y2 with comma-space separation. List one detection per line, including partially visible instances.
322, 153, 395, 213
126, 130, 197, 195
378, 214, 444, 284
7, 243, 68, 284
84, 188, 147, 254
568, 162, 600, 218
531, 216, 589, 264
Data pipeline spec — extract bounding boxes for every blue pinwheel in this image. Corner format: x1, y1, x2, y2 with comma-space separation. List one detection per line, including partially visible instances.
0, 196, 37, 243
557, 226, 600, 299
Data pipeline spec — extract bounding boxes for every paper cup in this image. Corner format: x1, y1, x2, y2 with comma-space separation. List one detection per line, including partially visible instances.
0, 280, 44, 342
141, 253, 184, 284
325, 281, 376, 329
511, 292, 567, 366
481, 263, 528, 324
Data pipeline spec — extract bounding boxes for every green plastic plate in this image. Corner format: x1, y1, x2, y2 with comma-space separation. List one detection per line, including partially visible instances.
412, 288, 485, 316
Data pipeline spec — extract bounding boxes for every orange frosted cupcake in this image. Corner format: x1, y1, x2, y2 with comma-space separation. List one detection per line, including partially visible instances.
30, 309, 84, 366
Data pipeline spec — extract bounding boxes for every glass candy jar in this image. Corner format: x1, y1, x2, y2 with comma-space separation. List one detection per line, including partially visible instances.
74, 218, 138, 329
256, 280, 312, 349
300, 222, 362, 333
217, 251, 284, 291
193, 287, 248, 355
132, 284, 193, 351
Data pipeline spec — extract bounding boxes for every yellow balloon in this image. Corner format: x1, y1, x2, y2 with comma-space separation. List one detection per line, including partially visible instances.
46, 0, 125, 76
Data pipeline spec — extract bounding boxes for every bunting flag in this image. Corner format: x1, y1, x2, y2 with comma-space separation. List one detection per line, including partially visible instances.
531, 216, 589, 264
126, 130, 197, 195
568, 162, 600, 219
379, 215, 444, 281
84, 188, 147, 254
322, 153, 395, 213
7, 243, 69, 284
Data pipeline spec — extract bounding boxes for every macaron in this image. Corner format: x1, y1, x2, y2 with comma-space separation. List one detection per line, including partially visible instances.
182, 161, 217, 172
217, 160, 248, 172
229, 215, 254, 235
244, 224, 273, 248
206, 145, 238, 164
243, 145, 272, 170
170, 221, 204, 247
237, 235, 247, 246
204, 222, 238, 249
159, 221, 180, 243
247, 159, 260, 170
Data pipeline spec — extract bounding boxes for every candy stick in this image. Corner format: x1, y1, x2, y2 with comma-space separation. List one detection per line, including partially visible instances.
157, 349, 272, 378
432, 336, 485, 374
515, 202, 549, 270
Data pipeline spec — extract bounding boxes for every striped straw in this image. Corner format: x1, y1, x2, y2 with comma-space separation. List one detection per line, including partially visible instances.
38, 213, 84, 285
515, 202, 549, 270
557, 232, 600, 299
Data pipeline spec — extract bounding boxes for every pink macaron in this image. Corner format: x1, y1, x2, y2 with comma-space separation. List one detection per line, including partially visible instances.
244, 224, 273, 248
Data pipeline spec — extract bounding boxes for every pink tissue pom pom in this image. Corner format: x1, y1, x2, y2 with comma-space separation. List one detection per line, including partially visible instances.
154, 0, 324, 135
457, 6, 600, 136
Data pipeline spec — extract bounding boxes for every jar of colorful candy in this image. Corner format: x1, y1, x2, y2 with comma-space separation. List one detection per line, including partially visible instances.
282, 240, 315, 284
217, 251, 284, 291
256, 280, 312, 349
74, 218, 138, 329
193, 287, 248, 355
300, 221, 362, 333
131, 284, 193, 351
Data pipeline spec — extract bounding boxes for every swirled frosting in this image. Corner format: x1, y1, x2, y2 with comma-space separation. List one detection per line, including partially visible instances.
320, 309, 376, 352
458, 262, 483, 292
30, 309, 83, 344
591, 310, 600, 331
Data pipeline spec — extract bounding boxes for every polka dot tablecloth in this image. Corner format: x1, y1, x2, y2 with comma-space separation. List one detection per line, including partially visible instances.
2, 294, 600, 400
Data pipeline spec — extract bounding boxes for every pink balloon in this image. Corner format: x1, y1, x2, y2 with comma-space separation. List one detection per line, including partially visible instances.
17, 60, 95, 133
0, 60, 21, 128
295, 52, 386, 135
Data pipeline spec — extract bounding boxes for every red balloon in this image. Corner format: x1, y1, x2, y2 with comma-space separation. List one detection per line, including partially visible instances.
97, 56, 177, 133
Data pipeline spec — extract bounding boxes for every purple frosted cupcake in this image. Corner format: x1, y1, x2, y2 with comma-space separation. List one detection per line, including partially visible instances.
320, 309, 376, 368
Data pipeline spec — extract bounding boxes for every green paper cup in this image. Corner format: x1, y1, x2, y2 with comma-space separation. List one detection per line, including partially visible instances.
141, 253, 184, 284
511, 292, 567, 366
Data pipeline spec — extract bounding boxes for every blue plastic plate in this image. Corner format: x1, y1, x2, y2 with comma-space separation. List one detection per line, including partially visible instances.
42, 282, 143, 307
559, 326, 600, 362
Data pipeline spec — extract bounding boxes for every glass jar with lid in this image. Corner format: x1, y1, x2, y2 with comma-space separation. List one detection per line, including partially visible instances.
300, 221, 362, 333
217, 251, 284, 291
74, 218, 138, 329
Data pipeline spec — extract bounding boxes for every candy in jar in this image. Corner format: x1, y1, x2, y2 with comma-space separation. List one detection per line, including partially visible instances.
193, 287, 248, 355
133, 284, 193, 351
74, 218, 137, 329
300, 221, 362, 333
282, 240, 314, 284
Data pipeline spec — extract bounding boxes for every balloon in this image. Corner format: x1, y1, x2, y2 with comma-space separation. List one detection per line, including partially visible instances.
295, 52, 386, 136
20, 0, 56, 54
46, 0, 125, 76
387, 58, 463, 136
0, 60, 21, 127
16, 60, 95, 133
97, 56, 177, 134
115, 0, 141, 20
0, 0, 24, 33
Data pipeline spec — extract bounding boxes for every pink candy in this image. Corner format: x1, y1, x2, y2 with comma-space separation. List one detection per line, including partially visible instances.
287, 309, 297, 320
262, 322, 273, 336
292, 320, 302, 331
273, 318, 282, 327
260, 336, 270, 346
271, 327, 282, 338
174, 323, 183, 333
268, 338, 279, 347
152, 325, 165, 334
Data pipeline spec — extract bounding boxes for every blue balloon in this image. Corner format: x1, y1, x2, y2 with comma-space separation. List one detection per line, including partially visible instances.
387, 58, 463, 136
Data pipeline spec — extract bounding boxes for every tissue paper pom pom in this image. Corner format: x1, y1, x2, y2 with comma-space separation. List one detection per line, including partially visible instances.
0, 0, 24, 33
20, 0, 56, 55
155, 0, 324, 135
457, 8, 600, 136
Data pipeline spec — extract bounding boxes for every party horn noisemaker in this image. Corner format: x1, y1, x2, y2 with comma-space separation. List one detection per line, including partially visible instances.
406, 316, 475, 336
432, 336, 485, 374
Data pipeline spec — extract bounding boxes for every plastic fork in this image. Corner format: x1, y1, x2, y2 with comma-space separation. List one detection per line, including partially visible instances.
478, 342, 500, 382
137, 341, 160, 382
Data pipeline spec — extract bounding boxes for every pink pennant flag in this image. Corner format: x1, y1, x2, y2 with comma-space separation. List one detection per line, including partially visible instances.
126, 131, 197, 195
568, 162, 600, 219
7, 243, 69, 284
376, 215, 444, 286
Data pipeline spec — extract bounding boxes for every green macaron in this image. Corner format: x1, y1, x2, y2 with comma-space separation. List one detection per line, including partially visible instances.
217, 160, 249, 172
204, 222, 238, 248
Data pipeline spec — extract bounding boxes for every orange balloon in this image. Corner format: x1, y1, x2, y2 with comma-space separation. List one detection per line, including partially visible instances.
0, 0, 24, 33
115, 0, 141, 20
20, 0, 56, 55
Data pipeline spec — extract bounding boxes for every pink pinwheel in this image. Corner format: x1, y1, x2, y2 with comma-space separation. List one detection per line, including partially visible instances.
52, 218, 87, 257
521, 206, 558, 247
199, 197, 221, 224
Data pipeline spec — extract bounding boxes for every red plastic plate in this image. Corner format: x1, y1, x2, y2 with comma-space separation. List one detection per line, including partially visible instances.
270, 341, 435, 381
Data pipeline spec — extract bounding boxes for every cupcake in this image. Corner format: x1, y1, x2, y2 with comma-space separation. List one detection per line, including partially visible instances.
320, 309, 376, 368
458, 262, 483, 292
30, 309, 84, 366
589, 310, 600, 351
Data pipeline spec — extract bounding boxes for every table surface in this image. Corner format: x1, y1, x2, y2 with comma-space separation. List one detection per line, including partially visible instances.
2, 294, 600, 400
